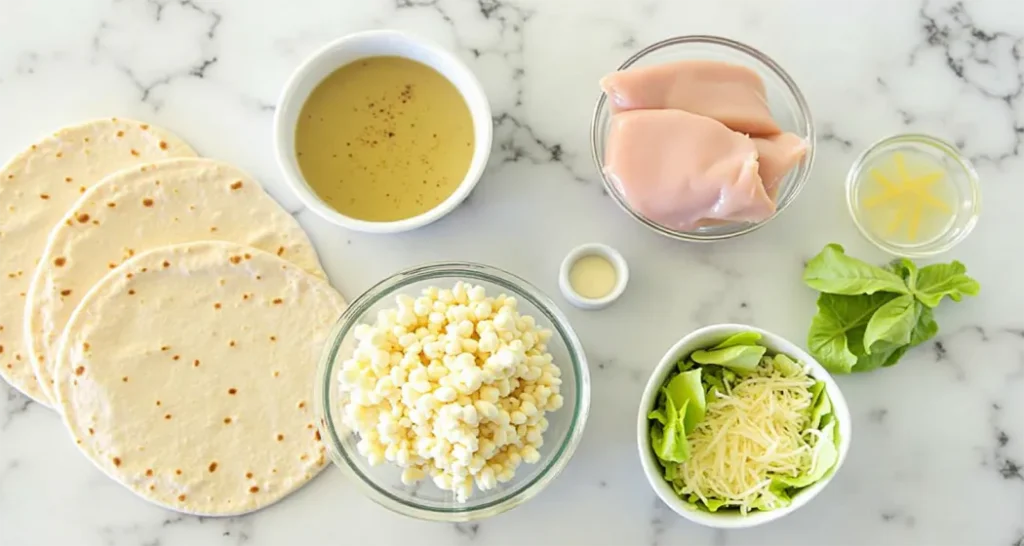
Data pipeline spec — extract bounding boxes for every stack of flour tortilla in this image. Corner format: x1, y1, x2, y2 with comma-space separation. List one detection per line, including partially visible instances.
0, 118, 346, 516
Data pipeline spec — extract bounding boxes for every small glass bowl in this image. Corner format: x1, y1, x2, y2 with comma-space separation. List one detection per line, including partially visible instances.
314, 262, 591, 521
846, 134, 980, 258
591, 35, 815, 241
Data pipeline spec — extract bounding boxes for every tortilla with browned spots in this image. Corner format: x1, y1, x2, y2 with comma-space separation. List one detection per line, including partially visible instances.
0, 118, 194, 405
27, 158, 325, 403
54, 241, 345, 515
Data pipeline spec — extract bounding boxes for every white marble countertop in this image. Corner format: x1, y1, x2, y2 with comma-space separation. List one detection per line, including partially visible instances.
2, 0, 1022, 544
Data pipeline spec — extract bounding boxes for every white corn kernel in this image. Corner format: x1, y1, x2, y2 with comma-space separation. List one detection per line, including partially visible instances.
521, 445, 540, 464
468, 285, 486, 302
338, 282, 565, 503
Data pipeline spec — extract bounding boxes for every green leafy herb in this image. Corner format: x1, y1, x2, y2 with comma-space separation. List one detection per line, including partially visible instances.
863, 294, 917, 350
807, 292, 896, 373
803, 244, 909, 296
912, 261, 981, 307
803, 244, 979, 373
851, 340, 908, 373
910, 304, 939, 344
888, 257, 918, 286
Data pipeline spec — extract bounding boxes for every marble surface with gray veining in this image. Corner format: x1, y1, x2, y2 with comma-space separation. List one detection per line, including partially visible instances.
1, 0, 1022, 545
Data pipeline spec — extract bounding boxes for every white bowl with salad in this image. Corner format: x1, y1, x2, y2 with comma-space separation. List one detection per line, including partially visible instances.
637, 324, 851, 528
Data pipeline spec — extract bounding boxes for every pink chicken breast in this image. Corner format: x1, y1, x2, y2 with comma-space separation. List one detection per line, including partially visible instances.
753, 132, 808, 200
600, 60, 780, 135
603, 109, 776, 231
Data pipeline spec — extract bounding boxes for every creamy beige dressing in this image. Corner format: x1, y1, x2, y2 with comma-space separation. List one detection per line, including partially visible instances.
569, 255, 617, 299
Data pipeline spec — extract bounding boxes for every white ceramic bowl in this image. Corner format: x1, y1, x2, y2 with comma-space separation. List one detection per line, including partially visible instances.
273, 30, 493, 233
636, 324, 852, 529
558, 243, 629, 310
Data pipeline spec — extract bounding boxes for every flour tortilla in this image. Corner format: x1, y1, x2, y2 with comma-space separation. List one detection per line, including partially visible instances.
0, 118, 194, 405
55, 241, 346, 516
27, 158, 325, 404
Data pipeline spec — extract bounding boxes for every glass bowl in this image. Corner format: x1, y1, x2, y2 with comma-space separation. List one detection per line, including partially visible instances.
590, 35, 815, 241
315, 262, 591, 521
846, 133, 980, 258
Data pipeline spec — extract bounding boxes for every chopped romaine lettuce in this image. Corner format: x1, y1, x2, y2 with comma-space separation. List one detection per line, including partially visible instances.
647, 408, 666, 426
647, 330, 840, 515
773, 420, 839, 489
664, 369, 705, 433
808, 380, 831, 430
771, 353, 803, 377
690, 344, 766, 372
651, 394, 690, 463
712, 331, 762, 349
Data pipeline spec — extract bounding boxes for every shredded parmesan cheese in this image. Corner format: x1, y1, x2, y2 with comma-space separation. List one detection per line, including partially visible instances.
671, 362, 817, 514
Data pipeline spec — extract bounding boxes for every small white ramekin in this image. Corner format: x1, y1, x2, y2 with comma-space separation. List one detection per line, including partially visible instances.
558, 243, 629, 310
273, 30, 493, 233
636, 324, 852, 529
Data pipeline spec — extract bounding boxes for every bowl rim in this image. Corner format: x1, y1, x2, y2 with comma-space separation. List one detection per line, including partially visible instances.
590, 35, 816, 242
635, 323, 852, 529
273, 29, 493, 234
844, 132, 981, 258
315, 261, 591, 521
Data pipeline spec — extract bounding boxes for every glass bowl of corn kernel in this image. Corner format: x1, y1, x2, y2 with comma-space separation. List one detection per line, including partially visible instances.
315, 262, 591, 521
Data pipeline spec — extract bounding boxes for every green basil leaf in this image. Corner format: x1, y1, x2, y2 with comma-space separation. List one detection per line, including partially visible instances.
912, 261, 981, 308
909, 304, 939, 346
803, 244, 910, 295
863, 294, 917, 351
866, 344, 908, 371
846, 325, 901, 372
853, 301, 937, 371
808, 311, 858, 373
887, 258, 918, 286
806, 292, 898, 373
881, 345, 910, 368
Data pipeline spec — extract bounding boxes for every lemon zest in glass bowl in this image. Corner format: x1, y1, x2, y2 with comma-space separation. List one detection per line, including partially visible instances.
861, 153, 952, 241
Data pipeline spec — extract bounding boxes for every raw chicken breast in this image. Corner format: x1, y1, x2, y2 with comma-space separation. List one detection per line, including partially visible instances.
754, 132, 808, 200
600, 60, 780, 135
604, 110, 776, 230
